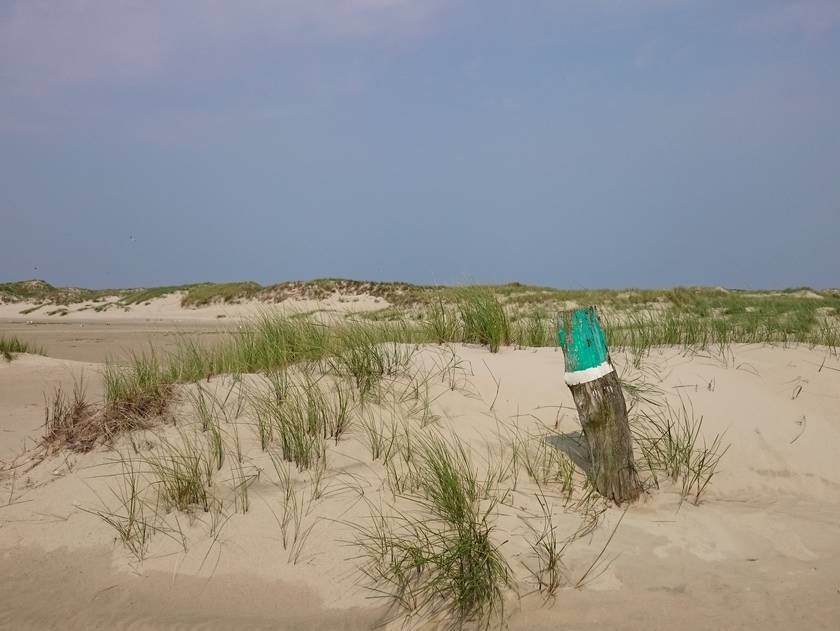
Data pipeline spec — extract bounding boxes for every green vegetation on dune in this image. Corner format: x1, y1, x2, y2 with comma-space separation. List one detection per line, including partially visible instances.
457, 288, 511, 352
356, 433, 510, 623
0, 280, 117, 305
6, 277, 839, 378
602, 306, 839, 361
120, 282, 263, 307
95, 296, 839, 432
0, 335, 45, 360
180, 282, 262, 306
4, 276, 838, 318
119, 285, 198, 305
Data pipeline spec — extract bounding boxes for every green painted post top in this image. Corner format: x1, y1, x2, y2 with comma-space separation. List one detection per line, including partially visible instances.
557, 307, 610, 373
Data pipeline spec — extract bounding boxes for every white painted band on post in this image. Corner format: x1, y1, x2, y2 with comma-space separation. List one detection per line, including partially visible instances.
564, 361, 614, 386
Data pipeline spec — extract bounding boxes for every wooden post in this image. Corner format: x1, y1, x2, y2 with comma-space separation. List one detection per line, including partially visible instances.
558, 307, 641, 503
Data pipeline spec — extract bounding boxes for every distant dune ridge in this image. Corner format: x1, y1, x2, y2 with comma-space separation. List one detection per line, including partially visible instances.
1, 278, 838, 326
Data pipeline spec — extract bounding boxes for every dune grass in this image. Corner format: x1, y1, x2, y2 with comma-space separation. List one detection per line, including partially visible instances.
41, 374, 165, 453
42, 378, 97, 449
75, 306, 746, 628
515, 430, 577, 502
95, 288, 838, 454
105, 314, 418, 423
19, 303, 46, 315
0, 335, 45, 360
632, 398, 730, 505
521, 491, 567, 597
83, 458, 160, 561
329, 323, 419, 399
100, 304, 839, 427
249, 368, 353, 470
355, 434, 510, 624
266, 454, 317, 562
512, 313, 554, 348
181, 282, 262, 307
359, 409, 401, 462
425, 296, 461, 344
0, 279, 116, 304
100, 316, 347, 431
457, 289, 511, 353
104, 350, 172, 419
604, 307, 839, 360
5, 277, 839, 323
432, 286, 838, 353
168, 314, 335, 381
119, 284, 197, 305
143, 428, 218, 512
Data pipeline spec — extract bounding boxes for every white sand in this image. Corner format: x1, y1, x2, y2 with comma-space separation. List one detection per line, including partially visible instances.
2, 337, 840, 629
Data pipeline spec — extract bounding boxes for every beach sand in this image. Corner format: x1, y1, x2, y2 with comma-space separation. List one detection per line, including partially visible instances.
2, 304, 839, 630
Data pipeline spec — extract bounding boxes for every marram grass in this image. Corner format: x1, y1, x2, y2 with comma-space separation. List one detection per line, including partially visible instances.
100, 299, 839, 427
0, 335, 45, 360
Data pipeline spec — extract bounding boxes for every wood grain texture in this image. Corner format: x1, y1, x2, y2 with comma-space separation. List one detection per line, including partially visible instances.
570, 370, 641, 503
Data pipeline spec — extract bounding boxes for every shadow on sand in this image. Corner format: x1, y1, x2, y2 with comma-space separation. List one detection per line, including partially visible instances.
545, 430, 591, 475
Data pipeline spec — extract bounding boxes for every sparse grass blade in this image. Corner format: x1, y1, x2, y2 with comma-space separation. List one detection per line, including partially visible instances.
632, 397, 729, 504
83, 457, 156, 561
520, 490, 567, 597
143, 428, 215, 512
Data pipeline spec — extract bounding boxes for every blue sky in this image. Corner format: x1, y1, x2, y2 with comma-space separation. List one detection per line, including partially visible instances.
1, 0, 838, 289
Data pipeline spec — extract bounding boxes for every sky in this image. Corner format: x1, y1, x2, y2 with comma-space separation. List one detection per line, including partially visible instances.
1, 0, 839, 290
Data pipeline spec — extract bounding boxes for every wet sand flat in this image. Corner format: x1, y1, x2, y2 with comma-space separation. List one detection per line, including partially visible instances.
0, 319, 236, 364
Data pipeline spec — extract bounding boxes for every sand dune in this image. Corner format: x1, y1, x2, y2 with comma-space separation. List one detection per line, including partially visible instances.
2, 335, 839, 630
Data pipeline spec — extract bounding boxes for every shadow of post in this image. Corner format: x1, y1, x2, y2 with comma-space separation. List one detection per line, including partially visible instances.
545, 431, 592, 476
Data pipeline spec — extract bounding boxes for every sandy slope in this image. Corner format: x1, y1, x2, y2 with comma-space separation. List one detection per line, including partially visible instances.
0, 354, 103, 461
0, 291, 388, 323
1, 343, 840, 630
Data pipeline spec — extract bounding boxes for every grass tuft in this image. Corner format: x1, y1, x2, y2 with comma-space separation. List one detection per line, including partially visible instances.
355, 433, 510, 625
425, 296, 461, 344
0, 336, 44, 360
512, 313, 554, 348
458, 289, 511, 353
249, 369, 353, 470
104, 350, 172, 420
42, 376, 159, 453
633, 398, 730, 504
329, 324, 418, 399
143, 428, 216, 512
84, 458, 158, 561
42, 378, 97, 450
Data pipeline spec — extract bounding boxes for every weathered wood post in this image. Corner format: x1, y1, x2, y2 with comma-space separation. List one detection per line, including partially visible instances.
558, 307, 641, 503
